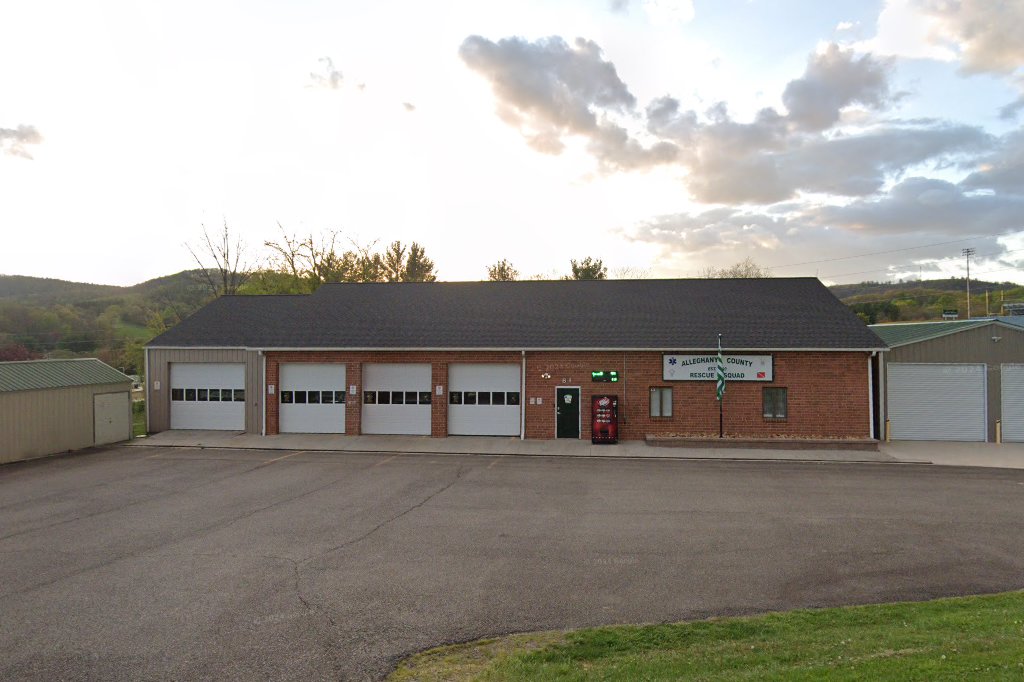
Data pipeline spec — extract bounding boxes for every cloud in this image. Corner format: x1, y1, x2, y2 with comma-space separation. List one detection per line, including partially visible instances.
814, 176, 1024, 235
459, 35, 675, 169
782, 44, 896, 131
463, 34, 1000, 213
960, 129, 1024, 194
309, 57, 343, 89
0, 125, 43, 159
627, 180, 1020, 281
917, 0, 1024, 75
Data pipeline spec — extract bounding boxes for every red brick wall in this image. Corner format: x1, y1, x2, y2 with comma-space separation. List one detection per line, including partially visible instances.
264, 350, 871, 440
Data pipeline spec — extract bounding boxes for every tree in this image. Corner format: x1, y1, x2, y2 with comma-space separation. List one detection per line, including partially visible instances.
701, 257, 771, 278
186, 220, 252, 297
382, 241, 437, 282
0, 343, 40, 361
487, 259, 519, 281
566, 257, 607, 280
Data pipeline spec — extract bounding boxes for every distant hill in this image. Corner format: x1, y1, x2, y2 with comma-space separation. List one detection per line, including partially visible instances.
0, 270, 214, 370
828, 278, 1024, 324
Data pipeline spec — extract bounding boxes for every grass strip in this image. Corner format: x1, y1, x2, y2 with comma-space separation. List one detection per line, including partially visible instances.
389, 591, 1024, 681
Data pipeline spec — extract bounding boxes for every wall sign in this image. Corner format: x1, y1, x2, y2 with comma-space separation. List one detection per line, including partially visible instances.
663, 354, 773, 381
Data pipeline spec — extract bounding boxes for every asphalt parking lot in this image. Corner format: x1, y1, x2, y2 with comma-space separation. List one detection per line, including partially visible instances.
2, 446, 1024, 681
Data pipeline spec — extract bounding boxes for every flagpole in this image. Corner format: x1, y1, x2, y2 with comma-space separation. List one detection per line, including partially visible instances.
717, 333, 724, 439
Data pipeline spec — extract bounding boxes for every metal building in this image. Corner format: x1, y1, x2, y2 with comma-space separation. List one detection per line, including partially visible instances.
871, 319, 1024, 442
0, 359, 133, 464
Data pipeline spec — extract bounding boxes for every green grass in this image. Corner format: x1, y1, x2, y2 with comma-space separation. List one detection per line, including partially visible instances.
132, 400, 146, 437
116, 322, 152, 341
389, 592, 1024, 681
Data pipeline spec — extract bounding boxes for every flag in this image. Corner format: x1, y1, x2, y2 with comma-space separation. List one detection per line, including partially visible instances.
716, 335, 726, 401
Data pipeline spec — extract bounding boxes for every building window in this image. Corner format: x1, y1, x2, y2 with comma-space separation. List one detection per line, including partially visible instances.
281, 391, 293, 404
449, 391, 462, 405
335, 391, 347, 404
307, 390, 320, 404
492, 391, 505, 405
650, 387, 672, 417
419, 391, 432, 405
364, 391, 377, 405
464, 391, 477, 405
233, 389, 245, 402
507, 392, 520, 405
763, 387, 787, 420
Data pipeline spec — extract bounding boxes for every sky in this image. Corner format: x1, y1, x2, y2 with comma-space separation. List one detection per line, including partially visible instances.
2, 0, 1023, 287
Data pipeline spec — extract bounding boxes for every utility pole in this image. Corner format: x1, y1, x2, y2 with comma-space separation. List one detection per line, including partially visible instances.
962, 248, 975, 319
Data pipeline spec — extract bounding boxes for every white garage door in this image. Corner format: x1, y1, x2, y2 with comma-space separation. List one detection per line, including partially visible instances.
94, 392, 131, 445
887, 363, 986, 441
448, 364, 521, 436
1000, 364, 1024, 442
170, 363, 245, 430
362, 363, 432, 435
280, 363, 346, 434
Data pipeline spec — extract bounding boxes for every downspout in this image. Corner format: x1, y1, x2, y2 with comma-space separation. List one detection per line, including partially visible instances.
260, 350, 267, 437
521, 350, 526, 440
143, 346, 150, 435
868, 351, 876, 439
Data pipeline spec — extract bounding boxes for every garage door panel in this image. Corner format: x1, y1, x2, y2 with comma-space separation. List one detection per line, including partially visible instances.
362, 364, 431, 435
887, 363, 985, 441
170, 363, 245, 431
280, 363, 346, 434
449, 364, 521, 436
1001, 364, 1024, 442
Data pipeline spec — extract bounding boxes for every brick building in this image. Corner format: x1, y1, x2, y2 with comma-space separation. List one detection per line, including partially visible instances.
145, 279, 886, 441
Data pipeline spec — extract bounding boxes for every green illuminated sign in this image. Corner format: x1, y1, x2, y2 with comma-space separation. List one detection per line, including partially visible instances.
591, 370, 619, 383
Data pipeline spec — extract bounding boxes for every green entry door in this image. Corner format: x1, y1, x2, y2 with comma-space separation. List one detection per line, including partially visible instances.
556, 387, 580, 439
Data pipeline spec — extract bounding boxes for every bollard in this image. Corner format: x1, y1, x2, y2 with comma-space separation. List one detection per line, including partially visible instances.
884, 418, 891, 442
996, 419, 1002, 444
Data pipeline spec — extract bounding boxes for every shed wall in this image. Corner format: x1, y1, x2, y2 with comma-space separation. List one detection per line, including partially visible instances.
0, 382, 130, 464
146, 348, 263, 434
882, 322, 1024, 441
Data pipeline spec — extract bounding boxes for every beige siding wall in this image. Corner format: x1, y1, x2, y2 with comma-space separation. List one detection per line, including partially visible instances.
0, 383, 131, 464
146, 348, 263, 434
882, 322, 1024, 441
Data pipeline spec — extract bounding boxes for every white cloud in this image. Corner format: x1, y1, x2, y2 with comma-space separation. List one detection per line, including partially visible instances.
0, 124, 42, 159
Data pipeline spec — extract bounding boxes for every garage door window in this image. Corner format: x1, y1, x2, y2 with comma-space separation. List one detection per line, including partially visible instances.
172, 388, 184, 401
763, 387, 787, 420
451, 390, 519, 405
197, 389, 208, 401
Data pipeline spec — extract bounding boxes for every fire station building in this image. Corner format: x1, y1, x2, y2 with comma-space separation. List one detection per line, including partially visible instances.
145, 278, 886, 441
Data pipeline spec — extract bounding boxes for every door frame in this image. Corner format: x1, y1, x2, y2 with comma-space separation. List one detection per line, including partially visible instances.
555, 386, 581, 439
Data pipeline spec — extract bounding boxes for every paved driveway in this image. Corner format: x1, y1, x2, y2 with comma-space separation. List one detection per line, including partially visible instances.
2, 447, 1023, 681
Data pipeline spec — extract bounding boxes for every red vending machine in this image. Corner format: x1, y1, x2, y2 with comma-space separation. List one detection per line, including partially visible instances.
591, 394, 619, 444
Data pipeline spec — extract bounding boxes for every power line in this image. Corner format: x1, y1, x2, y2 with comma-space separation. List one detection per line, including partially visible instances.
767, 236, 981, 271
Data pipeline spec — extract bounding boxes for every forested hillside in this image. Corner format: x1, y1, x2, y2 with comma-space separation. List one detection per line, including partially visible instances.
0, 271, 213, 371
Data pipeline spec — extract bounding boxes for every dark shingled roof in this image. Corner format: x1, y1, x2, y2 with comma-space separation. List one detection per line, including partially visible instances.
148, 278, 886, 350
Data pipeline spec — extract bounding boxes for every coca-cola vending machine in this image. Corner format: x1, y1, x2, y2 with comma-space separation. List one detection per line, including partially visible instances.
591, 394, 618, 444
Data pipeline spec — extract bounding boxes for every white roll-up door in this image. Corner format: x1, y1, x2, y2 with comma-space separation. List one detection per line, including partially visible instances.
280, 363, 346, 434
362, 363, 432, 435
1000, 364, 1024, 442
448, 364, 521, 436
94, 392, 131, 445
887, 363, 986, 441
170, 363, 245, 430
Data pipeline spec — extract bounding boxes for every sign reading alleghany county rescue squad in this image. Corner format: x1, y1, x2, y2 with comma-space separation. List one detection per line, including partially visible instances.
663, 354, 773, 381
